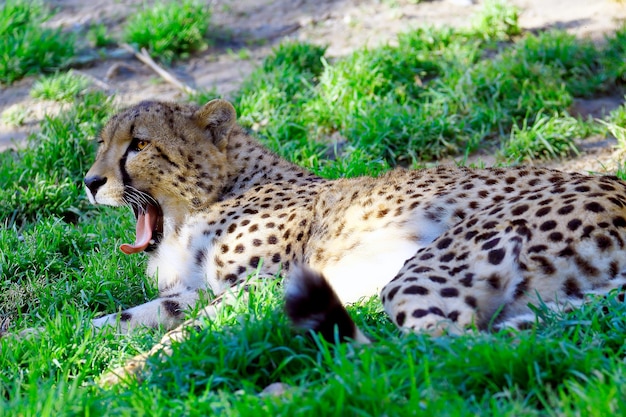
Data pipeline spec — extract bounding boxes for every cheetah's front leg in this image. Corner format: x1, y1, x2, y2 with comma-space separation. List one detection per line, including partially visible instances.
2, 291, 201, 340
98, 303, 212, 386
93, 289, 201, 333
98, 280, 259, 386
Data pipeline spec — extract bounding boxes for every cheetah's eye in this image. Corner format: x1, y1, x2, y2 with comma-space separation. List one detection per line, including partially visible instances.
129, 138, 149, 152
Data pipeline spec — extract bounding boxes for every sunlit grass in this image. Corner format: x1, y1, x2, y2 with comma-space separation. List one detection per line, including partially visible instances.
123, 0, 212, 64
0, 0, 75, 84
30, 71, 92, 102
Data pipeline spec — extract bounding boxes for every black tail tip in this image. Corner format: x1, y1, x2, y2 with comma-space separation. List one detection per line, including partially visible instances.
285, 266, 363, 343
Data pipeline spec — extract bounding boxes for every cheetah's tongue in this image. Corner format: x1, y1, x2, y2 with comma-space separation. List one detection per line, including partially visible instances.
120, 205, 158, 255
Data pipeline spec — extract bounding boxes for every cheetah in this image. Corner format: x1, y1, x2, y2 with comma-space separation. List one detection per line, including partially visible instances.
85, 99, 626, 382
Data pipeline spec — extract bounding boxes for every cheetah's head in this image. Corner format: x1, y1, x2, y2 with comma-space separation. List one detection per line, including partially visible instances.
84, 99, 236, 254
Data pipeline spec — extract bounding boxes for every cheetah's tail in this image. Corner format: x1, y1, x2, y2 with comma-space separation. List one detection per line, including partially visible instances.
285, 266, 370, 344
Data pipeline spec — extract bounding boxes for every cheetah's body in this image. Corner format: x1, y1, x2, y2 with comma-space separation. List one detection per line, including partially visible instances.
85, 99, 626, 341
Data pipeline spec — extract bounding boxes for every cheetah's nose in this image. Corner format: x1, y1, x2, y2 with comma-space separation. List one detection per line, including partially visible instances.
84, 175, 107, 196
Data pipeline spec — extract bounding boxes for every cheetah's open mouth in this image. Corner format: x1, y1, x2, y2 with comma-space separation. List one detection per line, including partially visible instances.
120, 202, 164, 255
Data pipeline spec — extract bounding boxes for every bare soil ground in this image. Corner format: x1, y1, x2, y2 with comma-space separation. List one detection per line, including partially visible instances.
2, 0, 626, 171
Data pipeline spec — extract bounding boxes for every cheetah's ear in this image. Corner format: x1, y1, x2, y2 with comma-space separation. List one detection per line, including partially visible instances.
194, 99, 237, 150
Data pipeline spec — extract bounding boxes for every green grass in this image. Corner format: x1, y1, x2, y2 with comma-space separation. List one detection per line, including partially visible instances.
601, 103, 626, 147
123, 0, 212, 64
470, 0, 522, 41
502, 112, 588, 162
228, 2, 626, 171
30, 71, 92, 102
87, 23, 116, 49
0, 0, 75, 85
3, 1, 626, 415
0, 105, 28, 127
0, 91, 113, 226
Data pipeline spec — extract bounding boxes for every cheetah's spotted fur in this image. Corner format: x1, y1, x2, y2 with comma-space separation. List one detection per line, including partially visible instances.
85, 99, 626, 382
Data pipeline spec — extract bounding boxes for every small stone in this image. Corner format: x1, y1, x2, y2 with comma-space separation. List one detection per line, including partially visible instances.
259, 382, 290, 397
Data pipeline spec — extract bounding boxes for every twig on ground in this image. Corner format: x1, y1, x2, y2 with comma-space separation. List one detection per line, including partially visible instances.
104, 62, 146, 81
120, 43, 198, 96
73, 70, 115, 93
